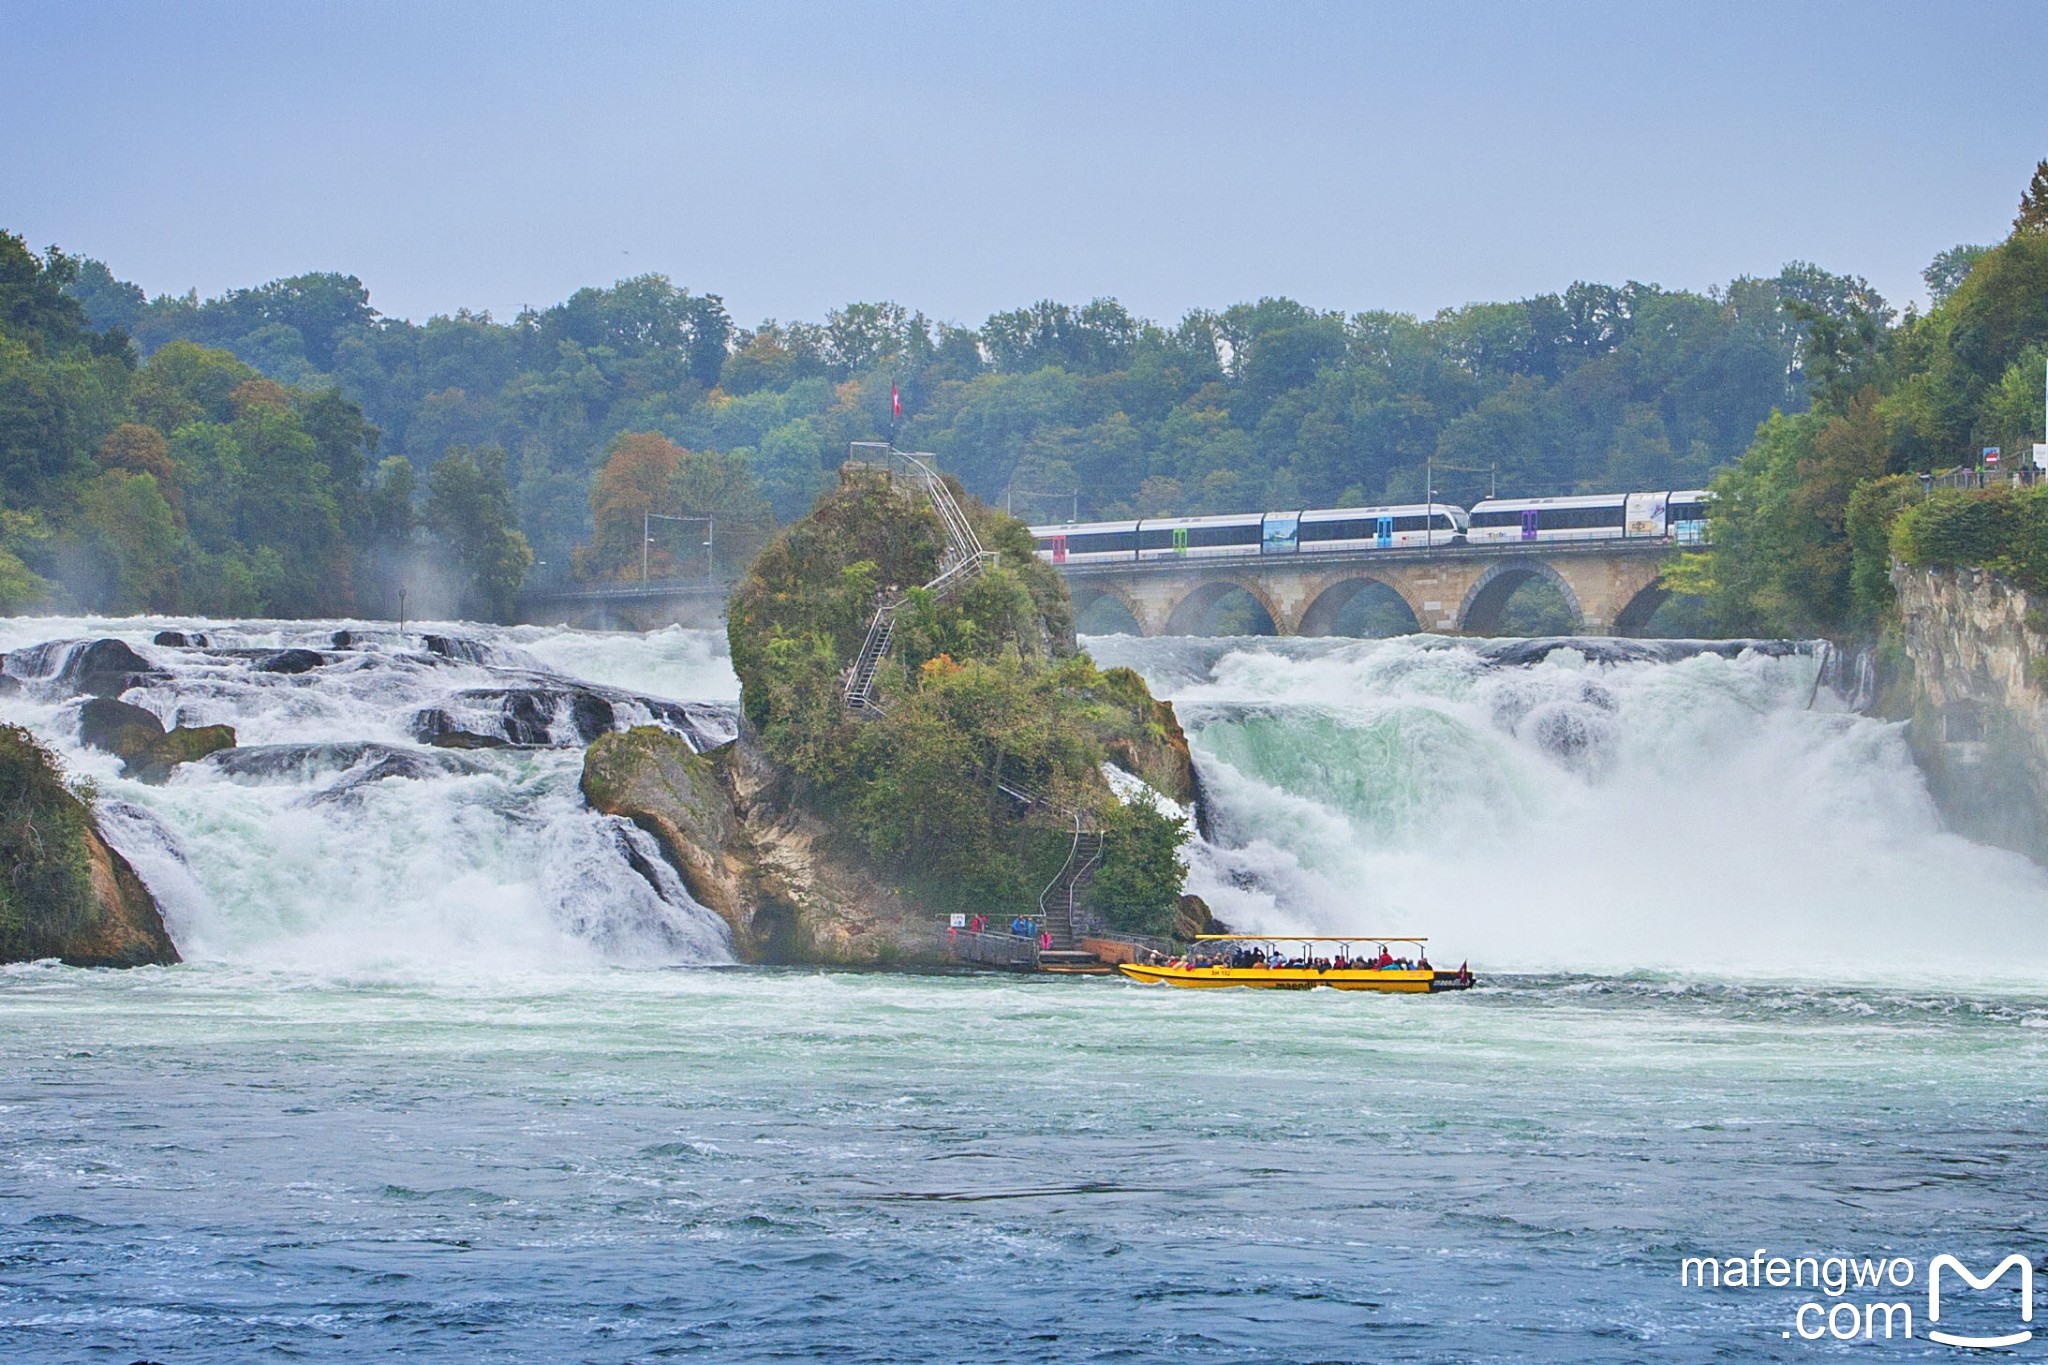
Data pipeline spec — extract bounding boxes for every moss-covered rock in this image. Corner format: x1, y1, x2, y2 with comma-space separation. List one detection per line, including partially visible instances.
0, 723, 177, 967
75, 697, 234, 783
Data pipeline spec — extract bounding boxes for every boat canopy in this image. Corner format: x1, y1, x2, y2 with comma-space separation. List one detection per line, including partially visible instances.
1194, 935, 1427, 942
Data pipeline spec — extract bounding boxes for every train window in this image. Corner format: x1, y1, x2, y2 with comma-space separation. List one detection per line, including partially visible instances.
1300, 518, 1374, 542
1469, 508, 1523, 528
1139, 526, 1178, 551
1538, 504, 1625, 530
1186, 522, 1262, 548
1068, 530, 1136, 554
1669, 501, 1708, 522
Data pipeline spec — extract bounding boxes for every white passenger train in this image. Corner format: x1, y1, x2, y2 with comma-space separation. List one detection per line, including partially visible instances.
1464, 490, 1710, 546
1030, 490, 1708, 564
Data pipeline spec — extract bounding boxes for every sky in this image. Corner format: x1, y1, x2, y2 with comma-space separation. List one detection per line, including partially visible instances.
4, 1, 2046, 330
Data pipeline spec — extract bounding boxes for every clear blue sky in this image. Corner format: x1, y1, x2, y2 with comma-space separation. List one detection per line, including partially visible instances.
4, 1, 2044, 328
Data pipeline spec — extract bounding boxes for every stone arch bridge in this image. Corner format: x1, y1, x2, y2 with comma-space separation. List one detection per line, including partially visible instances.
1057, 541, 1677, 637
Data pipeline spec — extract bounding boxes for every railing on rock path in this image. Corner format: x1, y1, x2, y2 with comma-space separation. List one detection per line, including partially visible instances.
836, 444, 1113, 962
947, 927, 1044, 969
841, 444, 994, 715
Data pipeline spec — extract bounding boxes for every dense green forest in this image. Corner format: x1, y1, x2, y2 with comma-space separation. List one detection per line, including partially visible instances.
0, 234, 528, 619
1, 197, 2005, 623
1673, 162, 2048, 638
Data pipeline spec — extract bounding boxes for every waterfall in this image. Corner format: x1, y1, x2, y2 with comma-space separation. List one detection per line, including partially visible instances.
1089, 633, 2048, 983
0, 617, 741, 977
6, 612, 2042, 985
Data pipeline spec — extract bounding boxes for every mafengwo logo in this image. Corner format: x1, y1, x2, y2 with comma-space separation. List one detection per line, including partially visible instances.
1928, 1255, 2033, 1349
1680, 1250, 2035, 1346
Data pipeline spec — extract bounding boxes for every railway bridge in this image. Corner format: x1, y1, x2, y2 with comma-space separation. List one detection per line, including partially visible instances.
1055, 540, 1680, 637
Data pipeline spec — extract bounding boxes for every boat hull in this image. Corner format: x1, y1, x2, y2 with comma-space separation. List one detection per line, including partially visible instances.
1116, 963, 1473, 992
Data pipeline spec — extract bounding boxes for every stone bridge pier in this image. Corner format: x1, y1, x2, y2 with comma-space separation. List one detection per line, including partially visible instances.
1062, 543, 1674, 637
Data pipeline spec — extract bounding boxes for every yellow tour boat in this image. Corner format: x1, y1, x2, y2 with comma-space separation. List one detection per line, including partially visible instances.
1116, 936, 1474, 993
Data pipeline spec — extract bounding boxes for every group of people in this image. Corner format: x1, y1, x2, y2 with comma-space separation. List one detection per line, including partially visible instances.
1176, 943, 1432, 972
946, 915, 1054, 952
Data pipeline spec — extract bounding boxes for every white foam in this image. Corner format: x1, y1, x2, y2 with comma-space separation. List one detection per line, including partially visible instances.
1098, 634, 2048, 985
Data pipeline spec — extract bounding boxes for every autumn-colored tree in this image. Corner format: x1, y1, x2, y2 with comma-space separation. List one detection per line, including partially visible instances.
576, 432, 681, 580
575, 431, 772, 581
96, 423, 181, 515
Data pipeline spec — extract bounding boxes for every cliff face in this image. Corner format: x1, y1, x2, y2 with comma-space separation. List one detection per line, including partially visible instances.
66, 827, 180, 968
1891, 563, 2048, 863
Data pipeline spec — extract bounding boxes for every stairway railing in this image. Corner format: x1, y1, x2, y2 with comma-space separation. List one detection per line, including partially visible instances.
1038, 812, 1105, 951
841, 444, 992, 714
838, 443, 1108, 954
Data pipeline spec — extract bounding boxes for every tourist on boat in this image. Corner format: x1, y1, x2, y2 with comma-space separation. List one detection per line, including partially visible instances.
1375, 945, 1394, 968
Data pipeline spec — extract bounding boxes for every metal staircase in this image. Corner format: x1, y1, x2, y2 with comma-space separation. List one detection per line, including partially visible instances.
836, 444, 1108, 962
841, 444, 991, 715
1038, 814, 1105, 957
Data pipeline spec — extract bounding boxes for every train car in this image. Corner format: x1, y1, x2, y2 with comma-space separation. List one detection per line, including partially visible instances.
1133, 513, 1266, 562
1031, 520, 1138, 565
1467, 490, 1713, 546
1290, 503, 1465, 553
1668, 490, 1711, 544
1032, 504, 1470, 564
1466, 493, 1629, 545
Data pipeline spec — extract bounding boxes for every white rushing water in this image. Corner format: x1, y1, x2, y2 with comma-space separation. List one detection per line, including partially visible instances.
0, 616, 742, 978
0, 616, 2042, 986
1089, 633, 2048, 984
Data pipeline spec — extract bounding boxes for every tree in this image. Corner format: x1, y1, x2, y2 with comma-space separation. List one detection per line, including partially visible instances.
0, 234, 88, 354
577, 431, 681, 580
97, 423, 181, 515
2014, 159, 2048, 237
366, 455, 416, 547
421, 445, 532, 620
1925, 244, 1990, 306
78, 470, 183, 611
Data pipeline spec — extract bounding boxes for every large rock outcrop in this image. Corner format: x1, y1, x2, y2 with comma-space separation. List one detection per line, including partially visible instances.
0, 723, 178, 968
581, 726, 946, 964
1891, 563, 2048, 863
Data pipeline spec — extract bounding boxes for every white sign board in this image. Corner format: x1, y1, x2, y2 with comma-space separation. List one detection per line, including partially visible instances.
2034, 443, 2048, 470
949, 914, 966, 928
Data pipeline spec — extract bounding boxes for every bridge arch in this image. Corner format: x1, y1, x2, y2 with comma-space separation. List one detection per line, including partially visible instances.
1457, 559, 1585, 636
1069, 582, 1146, 635
1297, 576, 1423, 637
1611, 582, 1671, 637
1163, 579, 1280, 636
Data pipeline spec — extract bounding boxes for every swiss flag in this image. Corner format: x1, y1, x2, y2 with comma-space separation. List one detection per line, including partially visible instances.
892, 382, 902, 419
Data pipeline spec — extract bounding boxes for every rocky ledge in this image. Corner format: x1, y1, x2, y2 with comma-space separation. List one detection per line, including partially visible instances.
582, 727, 943, 964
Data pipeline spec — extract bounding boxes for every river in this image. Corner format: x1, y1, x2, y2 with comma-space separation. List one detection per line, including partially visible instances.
1, 618, 2043, 1361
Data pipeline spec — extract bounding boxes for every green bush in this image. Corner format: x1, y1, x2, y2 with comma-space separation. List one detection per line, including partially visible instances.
1893, 484, 2048, 593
